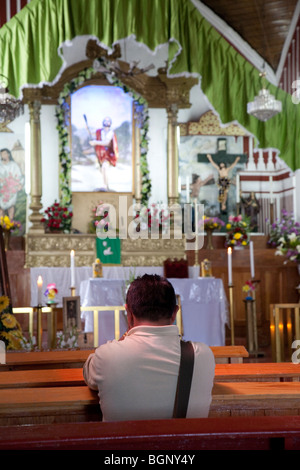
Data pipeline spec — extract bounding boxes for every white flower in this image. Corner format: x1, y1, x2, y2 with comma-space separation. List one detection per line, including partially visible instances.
288, 232, 297, 241
275, 249, 284, 256
296, 245, 300, 253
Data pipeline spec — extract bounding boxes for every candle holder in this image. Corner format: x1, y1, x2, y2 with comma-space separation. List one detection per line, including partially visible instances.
36, 304, 43, 350
70, 287, 76, 297
228, 284, 235, 345
46, 302, 58, 349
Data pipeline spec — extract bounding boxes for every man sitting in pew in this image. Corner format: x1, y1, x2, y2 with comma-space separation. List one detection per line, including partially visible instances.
83, 274, 215, 421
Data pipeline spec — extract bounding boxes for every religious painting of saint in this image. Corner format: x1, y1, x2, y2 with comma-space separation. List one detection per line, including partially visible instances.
70, 85, 133, 193
179, 134, 247, 220
0, 132, 26, 235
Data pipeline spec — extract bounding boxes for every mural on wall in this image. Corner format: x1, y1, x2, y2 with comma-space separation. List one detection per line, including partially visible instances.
179, 112, 248, 222
0, 126, 26, 235
70, 85, 133, 193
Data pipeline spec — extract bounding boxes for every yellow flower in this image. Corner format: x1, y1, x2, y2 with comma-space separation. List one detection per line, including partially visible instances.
0, 296, 9, 312
3, 331, 23, 350
234, 232, 242, 240
1, 312, 17, 329
226, 223, 232, 229
242, 240, 248, 245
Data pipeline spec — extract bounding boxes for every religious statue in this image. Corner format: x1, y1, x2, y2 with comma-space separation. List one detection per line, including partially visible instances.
190, 173, 214, 199
241, 192, 260, 232
206, 153, 240, 212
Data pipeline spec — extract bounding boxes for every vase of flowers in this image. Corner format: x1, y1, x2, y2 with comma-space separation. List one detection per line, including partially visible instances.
200, 215, 224, 250
134, 203, 171, 235
0, 216, 21, 250
41, 201, 73, 233
225, 214, 250, 249
242, 280, 256, 300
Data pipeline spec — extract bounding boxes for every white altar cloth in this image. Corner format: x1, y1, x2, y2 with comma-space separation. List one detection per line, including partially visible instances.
30, 266, 165, 307
80, 277, 228, 346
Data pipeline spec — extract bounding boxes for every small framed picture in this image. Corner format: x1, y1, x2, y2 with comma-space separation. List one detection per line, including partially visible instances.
63, 296, 81, 330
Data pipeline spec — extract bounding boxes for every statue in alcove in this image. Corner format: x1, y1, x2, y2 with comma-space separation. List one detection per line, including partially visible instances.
241, 192, 260, 232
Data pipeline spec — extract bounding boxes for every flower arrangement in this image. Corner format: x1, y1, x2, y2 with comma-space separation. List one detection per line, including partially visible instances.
0, 215, 21, 233
134, 203, 171, 233
44, 283, 58, 304
200, 215, 224, 231
267, 209, 300, 264
225, 214, 250, 247
0, 296, 24, 350
41, 201, 73, 233
88, 203, 110, 234
242, 280, 256, 299
56, 326, 78, 349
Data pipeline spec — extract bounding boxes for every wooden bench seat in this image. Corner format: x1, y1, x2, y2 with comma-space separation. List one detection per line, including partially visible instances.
1, 346, 249, 372
214, 362, 300, 382
1, 416, 300, 450
1, 380, 300, 426
1, 362, 300, 390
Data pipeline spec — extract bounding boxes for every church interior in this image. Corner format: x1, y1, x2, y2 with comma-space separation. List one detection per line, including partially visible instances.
1, 0, 300, 450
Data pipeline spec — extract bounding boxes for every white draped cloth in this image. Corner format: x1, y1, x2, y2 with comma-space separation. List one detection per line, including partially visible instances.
30, 267, 228, 346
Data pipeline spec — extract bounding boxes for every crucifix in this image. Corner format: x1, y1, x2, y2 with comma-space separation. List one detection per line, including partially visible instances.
198, 138, 247, 213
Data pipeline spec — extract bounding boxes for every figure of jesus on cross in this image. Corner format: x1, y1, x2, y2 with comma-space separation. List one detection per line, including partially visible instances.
206, 153, 240, 212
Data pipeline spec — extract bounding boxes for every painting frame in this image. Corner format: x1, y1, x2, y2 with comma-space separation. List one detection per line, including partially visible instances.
69, 81, 135, 196
62, 296, 81, 331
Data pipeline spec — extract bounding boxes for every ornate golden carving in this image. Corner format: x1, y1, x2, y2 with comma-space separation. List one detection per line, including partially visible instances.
179, 110, 248, 136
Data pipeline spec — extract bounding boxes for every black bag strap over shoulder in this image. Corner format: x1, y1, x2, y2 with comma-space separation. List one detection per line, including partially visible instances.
173, 340, 195, 418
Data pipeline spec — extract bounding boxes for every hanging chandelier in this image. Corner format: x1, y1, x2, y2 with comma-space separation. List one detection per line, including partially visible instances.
0, 76, 24, 124
247, 72, 282, 122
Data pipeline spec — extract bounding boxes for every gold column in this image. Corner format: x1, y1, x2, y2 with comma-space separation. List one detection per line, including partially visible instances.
166, 104, 179, 206
28, 100, 43, 233
133, 104, 142, 204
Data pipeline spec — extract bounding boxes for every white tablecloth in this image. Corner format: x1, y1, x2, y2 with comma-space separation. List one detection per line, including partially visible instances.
80, 277, 228, 346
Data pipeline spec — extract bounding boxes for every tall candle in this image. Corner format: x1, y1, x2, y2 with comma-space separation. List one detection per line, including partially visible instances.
37, 275, 43, 306
270, 176, 274, 203
186, 176, 190, 203
194, 199, 198, 251
249, 241, 255, 279
227, 247, 232, 285
70, 250, 75, 287
236, 173, 240, 204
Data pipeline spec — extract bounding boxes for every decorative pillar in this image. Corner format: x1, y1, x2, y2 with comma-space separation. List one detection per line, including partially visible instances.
133, 103, 142, 204
167, 103, 179, 206
28, 100, 43, 233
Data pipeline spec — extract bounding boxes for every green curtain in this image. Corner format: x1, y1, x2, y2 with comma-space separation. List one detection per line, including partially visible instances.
0, 0, 299, 169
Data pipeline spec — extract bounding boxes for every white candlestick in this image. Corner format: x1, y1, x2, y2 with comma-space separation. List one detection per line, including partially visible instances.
70, 250, 75, 287
249, 240, 255, 279
227, 247, 232, 285
236, 173, 240, 203
194, 199, 198, 251
186, 176, 190, 203
270, 176, 274, 204
37, 275, 43, 306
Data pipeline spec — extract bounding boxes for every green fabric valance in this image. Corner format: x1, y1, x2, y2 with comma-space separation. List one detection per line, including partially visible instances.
0, 0, 299, 169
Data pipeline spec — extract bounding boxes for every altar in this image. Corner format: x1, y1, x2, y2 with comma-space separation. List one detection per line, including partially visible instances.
80, 276, 228, 347
30, 267, 228, 347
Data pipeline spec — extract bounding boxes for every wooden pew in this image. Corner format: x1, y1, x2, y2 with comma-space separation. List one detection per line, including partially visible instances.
1, 416, 300, 450
214, 362, 300, 382
1, 380, 300, 425
1, 361, 300, 390
1, 346, 249, 372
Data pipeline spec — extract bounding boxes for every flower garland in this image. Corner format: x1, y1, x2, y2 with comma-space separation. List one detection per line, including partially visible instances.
55, 61, 151, 207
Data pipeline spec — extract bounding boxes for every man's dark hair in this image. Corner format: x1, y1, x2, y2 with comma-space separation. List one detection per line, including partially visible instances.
126, 274, 176, 322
